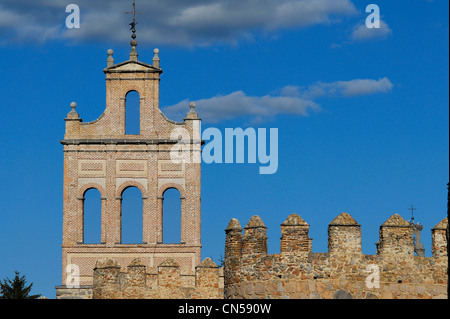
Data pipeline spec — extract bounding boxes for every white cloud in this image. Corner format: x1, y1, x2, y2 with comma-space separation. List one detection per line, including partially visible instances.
0, 4, 63, 44
162, 78, 393, 123
302, 77, 394, 98
351, 19, 393, 41
337, 77, 393, 96
0, 0, 358, 46
162, 91, 321, 123
0, 5, 21, 27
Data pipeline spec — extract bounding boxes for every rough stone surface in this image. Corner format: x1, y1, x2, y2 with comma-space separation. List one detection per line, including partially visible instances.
92, 257, 223, 299
224, 214, 448, 299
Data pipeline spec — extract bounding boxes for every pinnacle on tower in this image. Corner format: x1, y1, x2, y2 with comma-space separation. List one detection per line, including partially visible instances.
153, 48, 160, 68
106, 49, 114, 67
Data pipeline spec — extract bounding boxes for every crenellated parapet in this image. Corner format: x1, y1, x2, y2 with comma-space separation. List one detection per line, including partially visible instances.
328, 212, 361, 257
92, 257, 223, 299
243, 216, 268, 255
224, 213, 448, 299
432, 218, 448, 259
375, 214, 414, 257
225, 218, 243, 259
281, 214, 312, 254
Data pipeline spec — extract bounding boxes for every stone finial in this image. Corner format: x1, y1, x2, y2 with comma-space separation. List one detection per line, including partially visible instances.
197, 257, 218, 268
243, 215, 267, 255
281, 213, 308, 226
188, 101, 196, 113
376, 214, 414, 257
107, 49, 114, 67
69, 102, 77, 113
186, 101, 198, 119
153, 48, 160, 68
381, 214, 411, 227
244, 215, 266, 229
432, 217, 448, 230
65, 101, 80, 121
328, 213, 361, 255
280, 214, 312, 254
226, 218, 242, 232
130, 39, 138, 61
329, 212, 360, 226
129, 258, 145, 267
158, 258, 179, 268
94, 258, 120, 270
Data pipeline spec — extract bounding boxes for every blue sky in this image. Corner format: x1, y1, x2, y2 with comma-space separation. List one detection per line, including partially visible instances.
0, 0, 448, 298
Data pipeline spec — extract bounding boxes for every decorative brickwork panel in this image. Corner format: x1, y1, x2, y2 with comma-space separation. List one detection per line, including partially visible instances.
158, 160, 185, 178
116, 160, 147, 176
78, 160, 106, 176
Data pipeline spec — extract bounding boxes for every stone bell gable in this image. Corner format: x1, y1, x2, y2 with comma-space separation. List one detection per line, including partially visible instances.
57, 33, 202, 299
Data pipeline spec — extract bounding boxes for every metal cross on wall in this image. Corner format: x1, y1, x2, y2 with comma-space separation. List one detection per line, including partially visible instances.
408, 204, 416, 222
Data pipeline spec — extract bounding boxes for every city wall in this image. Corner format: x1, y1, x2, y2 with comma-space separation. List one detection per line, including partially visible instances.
224, 213, 448, 299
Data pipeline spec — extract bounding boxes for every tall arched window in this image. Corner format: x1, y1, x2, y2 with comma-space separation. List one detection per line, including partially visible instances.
162, 188, 181, 243
125, 90, 140, 135
121, 186, 143, 244
83, 188, 101, 244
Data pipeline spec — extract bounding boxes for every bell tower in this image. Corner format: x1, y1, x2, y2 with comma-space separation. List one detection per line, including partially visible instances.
56, 15, 202, 298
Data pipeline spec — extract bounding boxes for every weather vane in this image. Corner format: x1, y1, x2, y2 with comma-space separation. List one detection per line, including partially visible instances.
125, 0, 142, 39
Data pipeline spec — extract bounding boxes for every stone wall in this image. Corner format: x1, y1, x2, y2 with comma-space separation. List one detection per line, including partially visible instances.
92, 257, 223, 299
224, 213, 448, 299
55, 286, 93, 299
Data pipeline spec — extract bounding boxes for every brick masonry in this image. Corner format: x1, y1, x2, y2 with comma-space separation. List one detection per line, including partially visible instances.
57, 46, 202, 298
